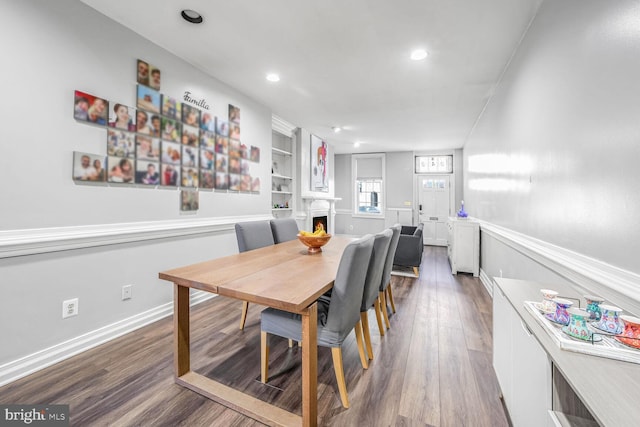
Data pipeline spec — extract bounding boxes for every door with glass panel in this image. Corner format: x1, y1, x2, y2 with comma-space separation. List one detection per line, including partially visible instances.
417, 175, 450, 246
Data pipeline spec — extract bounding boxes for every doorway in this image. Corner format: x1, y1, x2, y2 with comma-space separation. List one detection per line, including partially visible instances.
417, 175, 451, 246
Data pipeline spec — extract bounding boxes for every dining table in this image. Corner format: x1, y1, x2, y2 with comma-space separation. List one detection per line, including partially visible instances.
158, 235, 355, 427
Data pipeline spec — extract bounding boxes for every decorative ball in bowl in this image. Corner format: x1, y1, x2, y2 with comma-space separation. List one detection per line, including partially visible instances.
297, 233, 332, 254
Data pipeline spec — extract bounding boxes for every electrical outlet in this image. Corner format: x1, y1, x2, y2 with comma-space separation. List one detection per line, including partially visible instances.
499, 269, 503, 278
62, 298, 79, 319
122, 285, 132, 300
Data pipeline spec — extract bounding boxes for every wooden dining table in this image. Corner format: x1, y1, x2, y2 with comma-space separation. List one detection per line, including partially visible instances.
158, 235, 355, 427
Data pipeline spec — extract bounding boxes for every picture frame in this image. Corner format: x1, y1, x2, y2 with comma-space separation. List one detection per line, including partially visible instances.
180, 190, 199, 212
72, 151, 106, 182
229, 104, 240, 123
182, 104, 201, 127
161, 117, 181, 142
136, 135, 160, 161
135, 160, 160, 185
161, 141, 181, 165
310, 134, 329, 192
161, 163, 180, 186
107, 156, 134, 184
161, 94, 182, 121
107, 129, 135, 158
108, 104, 136, 132
136, 84, 160, 114
74, 90, 108, 126
181, 167, 199, 187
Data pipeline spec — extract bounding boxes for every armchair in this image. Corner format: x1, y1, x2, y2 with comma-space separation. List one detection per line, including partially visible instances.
393, 223, 424, 277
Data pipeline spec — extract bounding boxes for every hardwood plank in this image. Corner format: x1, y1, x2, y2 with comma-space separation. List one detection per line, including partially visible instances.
397, 250, 441, 426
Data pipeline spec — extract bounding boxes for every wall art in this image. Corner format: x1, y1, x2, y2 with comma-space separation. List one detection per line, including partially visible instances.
136, 84, 160, 114
180, 190, 199, 211
108, 103, 136, 131
135, 160, 160, 185
74, 90, 108, 126
310, 134, 328, 192
72, 151, 106, 182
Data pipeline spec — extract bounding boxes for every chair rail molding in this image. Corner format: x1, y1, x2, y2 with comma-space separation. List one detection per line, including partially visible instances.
0, 214, 273, 259
479, 220, 640, 305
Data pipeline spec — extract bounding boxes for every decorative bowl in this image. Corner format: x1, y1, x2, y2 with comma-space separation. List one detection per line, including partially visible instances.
297, 233, 332, 254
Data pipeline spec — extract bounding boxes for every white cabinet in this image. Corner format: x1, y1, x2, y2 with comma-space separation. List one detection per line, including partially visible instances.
447, 218, 480, 276
272, 131, 294, 217
493, 285, 553, 427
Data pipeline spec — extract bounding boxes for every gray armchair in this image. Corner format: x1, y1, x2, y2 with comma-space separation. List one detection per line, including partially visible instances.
260, 234, 374, 408
393, 223, 424, 277
269, 218, 299, 244
235, 221, 275, 330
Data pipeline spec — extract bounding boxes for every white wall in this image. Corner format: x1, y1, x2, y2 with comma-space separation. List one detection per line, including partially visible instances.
0, 0, 272, 380
464, 0, 640, 308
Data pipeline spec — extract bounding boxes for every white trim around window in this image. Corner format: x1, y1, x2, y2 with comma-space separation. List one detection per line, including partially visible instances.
352, 153, 385, 218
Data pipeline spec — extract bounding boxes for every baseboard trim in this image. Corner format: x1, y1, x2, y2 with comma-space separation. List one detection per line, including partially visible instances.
0, 214, 272, 259
479, 220, 640, 305
0, 291, 215, 387
479, 268, 494, 298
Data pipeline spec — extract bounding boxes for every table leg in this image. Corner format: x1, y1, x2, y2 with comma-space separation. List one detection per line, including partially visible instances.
301, 302, 318, 427
174, 283, 190, 377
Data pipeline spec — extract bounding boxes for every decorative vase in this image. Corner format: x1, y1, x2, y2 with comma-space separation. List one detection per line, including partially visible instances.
457, 200, 468, 218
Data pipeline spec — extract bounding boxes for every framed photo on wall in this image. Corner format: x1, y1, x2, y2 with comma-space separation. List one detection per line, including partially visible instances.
310, 134, 328, 192
74, 90, 108, 126
72, 151, 106, 182
180, 190, 199, 212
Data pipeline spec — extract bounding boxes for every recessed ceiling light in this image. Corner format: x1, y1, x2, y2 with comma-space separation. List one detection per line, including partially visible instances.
181, 10, 203, 24
266, 73, 280, 82
410, 49, 428, 61
332, 127, 342, 133
354, 141, 361, 148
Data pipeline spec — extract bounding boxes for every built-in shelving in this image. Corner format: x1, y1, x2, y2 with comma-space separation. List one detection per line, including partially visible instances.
272, 130, 295, 218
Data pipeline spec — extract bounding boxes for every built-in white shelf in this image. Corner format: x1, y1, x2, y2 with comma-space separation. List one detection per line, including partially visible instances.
272, 191, 293, 195
272, 173, 292, 180
272, 208, 292, 211
272, 147, 292, 156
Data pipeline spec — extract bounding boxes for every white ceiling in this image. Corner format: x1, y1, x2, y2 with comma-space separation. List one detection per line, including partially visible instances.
82, 0, 542, 153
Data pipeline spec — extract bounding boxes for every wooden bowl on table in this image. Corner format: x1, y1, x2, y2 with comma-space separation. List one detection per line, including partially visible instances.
297, 233, 332, 254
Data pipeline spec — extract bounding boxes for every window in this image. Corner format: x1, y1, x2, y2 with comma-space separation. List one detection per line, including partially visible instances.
352, 154, 385, 217
415, 155, 453, 173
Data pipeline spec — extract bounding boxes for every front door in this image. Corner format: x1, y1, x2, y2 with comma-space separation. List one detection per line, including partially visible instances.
417, 175, 450, 246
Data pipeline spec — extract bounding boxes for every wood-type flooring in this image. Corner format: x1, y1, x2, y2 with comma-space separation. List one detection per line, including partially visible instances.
0, 246, 508, 426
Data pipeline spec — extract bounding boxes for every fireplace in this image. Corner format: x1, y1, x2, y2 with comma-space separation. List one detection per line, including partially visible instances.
312, 215, 328, 233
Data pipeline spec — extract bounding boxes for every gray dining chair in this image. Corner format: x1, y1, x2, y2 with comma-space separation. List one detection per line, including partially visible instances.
235, 221, 275, 330
260, 234, 374, 408
377, 224, 401, 333
270, 218, 299, 244
359, 229, 393, 362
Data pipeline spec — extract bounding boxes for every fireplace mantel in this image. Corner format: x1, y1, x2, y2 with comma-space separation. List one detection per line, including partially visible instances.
297, 196, 341, 234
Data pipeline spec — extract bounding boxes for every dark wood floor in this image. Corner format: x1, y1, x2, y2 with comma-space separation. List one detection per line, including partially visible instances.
0, 246, 508, 427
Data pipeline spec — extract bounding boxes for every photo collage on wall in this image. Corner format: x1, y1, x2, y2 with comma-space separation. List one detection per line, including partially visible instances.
71, 59, 262, 203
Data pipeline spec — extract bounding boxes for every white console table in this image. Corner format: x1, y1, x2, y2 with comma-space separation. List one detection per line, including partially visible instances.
447, 217, 480, 277
493, 278, 640, 427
